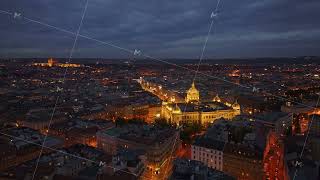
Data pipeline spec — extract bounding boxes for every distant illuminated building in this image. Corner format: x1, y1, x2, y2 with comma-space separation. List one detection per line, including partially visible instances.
58, 63, 81, 68
228, 69, 240, 77
47, 58, 57, 67
32, 58, 81, 68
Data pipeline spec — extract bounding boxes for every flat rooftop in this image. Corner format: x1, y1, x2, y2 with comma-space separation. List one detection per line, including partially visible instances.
173, 101, 231, 112
99, 124, 176, 145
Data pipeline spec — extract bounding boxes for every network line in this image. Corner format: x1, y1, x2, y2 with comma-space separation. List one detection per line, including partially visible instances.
183, 0, 221, 114
293, 94, 320, 180
31, 0, 90, 179
0, 8, 318, 110
0, 4, 320, 180
193, 0, 221, 82
0, 131, 141, 177
0, 3, 145, 179
164, 0, 222, 177
161, 128, 181, 179
0, 9, 12, 15
23, 16, 133, 53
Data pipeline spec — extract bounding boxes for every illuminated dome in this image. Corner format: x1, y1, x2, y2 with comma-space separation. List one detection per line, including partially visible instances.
186, 82, 200, 103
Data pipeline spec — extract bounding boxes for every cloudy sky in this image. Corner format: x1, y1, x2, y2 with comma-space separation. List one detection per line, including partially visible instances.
0, 0, 319, 59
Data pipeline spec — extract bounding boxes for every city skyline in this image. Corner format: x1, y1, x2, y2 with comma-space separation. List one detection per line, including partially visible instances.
1, 1, 320, 180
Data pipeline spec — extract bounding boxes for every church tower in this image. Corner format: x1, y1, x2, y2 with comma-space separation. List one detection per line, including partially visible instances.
185, 82, 200, 103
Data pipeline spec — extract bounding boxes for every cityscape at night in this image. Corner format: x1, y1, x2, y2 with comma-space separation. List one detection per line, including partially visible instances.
1, 0, 320, 180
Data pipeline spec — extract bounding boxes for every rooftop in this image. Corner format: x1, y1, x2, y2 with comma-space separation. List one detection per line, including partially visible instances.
171, 101, 231, 113
171, 158, 235, 180
98, 124, 177, 146
193, 137, 225, 151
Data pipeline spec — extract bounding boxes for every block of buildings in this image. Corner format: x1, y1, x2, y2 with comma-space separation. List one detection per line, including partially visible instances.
96, 124, 179, 176
170, 158, 234, 180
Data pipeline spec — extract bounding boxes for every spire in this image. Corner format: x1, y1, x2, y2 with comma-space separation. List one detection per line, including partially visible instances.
213, 94, 221, 102
187, 81, 198, 93
232, 98, 239, 106
234, 98, 238, 104
186, 81, 200, 103
232, 98, 240, 111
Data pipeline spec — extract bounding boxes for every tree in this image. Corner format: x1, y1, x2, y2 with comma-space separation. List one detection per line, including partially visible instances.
154, 118, 170, 128
115, 117, 126, 127
179, 121, 203, 144
128, 118, 145, 125
285, 125, 292, 136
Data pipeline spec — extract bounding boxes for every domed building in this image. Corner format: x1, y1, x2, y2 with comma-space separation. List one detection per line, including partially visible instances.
185, 82, 200, 103
161, 82, 241, 125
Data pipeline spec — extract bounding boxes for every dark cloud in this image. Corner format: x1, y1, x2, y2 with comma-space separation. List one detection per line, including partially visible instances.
0, 0, 319, 58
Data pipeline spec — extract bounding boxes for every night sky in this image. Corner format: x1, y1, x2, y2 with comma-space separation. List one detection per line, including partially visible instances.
0, 0, 319, 59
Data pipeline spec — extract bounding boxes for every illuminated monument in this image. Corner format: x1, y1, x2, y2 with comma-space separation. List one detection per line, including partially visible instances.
185, 82, 200, 103
47, 58, 57, 67
161, 82, 240, 125
32, 58, 81, 68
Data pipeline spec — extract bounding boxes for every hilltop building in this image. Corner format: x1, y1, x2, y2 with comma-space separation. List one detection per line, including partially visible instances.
32, 58, 81, 68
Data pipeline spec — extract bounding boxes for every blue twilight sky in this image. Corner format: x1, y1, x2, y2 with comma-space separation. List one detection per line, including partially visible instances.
0, 0, 319, 59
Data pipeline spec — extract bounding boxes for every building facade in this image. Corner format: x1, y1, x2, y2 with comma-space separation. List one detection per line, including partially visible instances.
191, 137, 225, 171
96, 124, 179, 176
161, 83, 240, 125
223, 143, 264, 180
170, 158, 234, 180
310, 114, 320, 136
